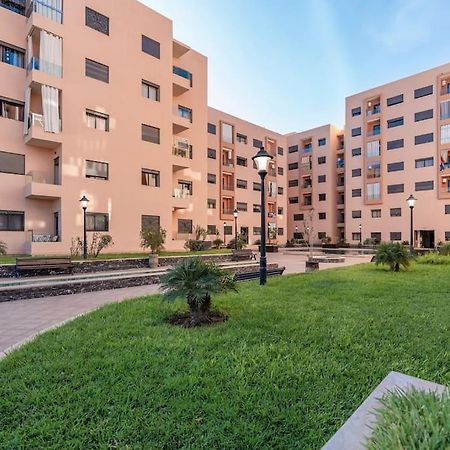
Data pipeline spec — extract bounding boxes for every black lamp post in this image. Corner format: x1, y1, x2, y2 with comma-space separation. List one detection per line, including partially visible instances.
359, 223, 362, 246
295, 225, 298, 239
233, 208, 239, 250
223, 221, 226, 247
407, 194, 417, 254
80, 195, 89, 259
252, 147, 273, 285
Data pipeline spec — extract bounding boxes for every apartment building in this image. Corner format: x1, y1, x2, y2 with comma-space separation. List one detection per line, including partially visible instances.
286, 125, 344, 243
207, 108, 287, 246
345, 62, 450, 248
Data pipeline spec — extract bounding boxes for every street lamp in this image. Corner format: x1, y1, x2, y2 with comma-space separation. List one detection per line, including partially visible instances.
79, 195, 89, 259
359, 224, 362, 246
407, 194, 417, 254
233, 208, 239, 250
252, 147, 274, 285
223, 221, 226, 247
295, 225, 298, 240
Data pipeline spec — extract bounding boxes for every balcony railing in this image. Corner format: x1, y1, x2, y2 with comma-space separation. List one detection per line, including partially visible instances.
303, 145, 312, 153
27, 56, 62, 78
440, 162, 450, 171
223, 208, 234, 215
27, 170, 59, 185
1, 0, 25, 15
173, 144, 192, 159
29, 231, 60, 243
26, 0, 63, 24
300, 163, 312, 170
367, 128, 381, 137
366, 106, 381, 116
173, 66, 193, 87
176, 106, 192, 122
173, 189, 191, 199
336, 160, 345, 169
222, 159, 234, 168
27, 112, 61, 133
222, 184, 234, 191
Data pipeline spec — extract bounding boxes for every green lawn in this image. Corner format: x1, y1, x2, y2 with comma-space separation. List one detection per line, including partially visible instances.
0, 264, 449, 449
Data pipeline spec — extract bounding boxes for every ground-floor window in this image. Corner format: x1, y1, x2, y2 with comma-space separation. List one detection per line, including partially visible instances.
0, 210, 24, 231
141, 215, 160, 232
178, 219, 192, 234
86, 213, 109, 232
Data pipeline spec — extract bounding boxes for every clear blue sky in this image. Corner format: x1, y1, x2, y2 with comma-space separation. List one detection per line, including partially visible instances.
143, 0, 449, 134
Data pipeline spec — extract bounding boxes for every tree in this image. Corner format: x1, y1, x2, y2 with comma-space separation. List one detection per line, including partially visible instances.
374, 242, 411, 272
303, 209, 315, 260
194, 225, 207, 241
160, 258, 237, 327
141, 227, 167, 254
0, 240, 7, 255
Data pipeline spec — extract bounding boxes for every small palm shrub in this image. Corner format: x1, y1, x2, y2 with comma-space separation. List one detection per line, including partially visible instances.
374, 242, 412, 272
417, 252, 450, 265
160, 257, 237, 327
212, 236, 224, 249
438, 242, 450, 256
227, 234, 247, 250
141, 227, 166, 254
0, 240, 7, 255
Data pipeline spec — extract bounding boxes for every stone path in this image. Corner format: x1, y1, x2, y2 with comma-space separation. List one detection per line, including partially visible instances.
0, 252, 372, 358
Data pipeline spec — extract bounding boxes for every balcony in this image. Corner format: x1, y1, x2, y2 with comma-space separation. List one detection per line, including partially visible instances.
366, 105, 381, 117
25, 112, 62, 149
222, 208, 234, 216
25, 171, 61, 199
303, 145, 312, 154
172, 189, 191, 210
367, 126, 381, 137
172, 139, 192, 170
26, 0, 63, 24
173, 106, 192, 134
222, 183, 234, 195
172, 65, 192, 96
1, 0, 25, 15
336, 159, 345, 171
173, 40, 190, 59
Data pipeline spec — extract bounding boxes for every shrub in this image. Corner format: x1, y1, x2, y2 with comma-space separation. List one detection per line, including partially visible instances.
374, 242, 412, 272
417, 252, 450, 265
184, 239, 210, 252
285, 239, 295, 248
438, 242, 450, 256
89, 233, 114, 258
212, 236, 223, 249
227, 234, 247, 250
194, 225, 207, 241
321, 236, 332, 245
0, 240, 7, 255
160, 257, 237, 327
141, 227, 167, 254
69, 238, 82, 257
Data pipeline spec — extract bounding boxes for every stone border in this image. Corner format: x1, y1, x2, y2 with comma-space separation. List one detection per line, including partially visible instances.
322, 371, 447, 450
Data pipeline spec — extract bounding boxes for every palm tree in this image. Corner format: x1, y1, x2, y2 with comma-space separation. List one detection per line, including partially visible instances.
0, 240, 6, 256
160, 257, 237, 326
374, 242, 411, 272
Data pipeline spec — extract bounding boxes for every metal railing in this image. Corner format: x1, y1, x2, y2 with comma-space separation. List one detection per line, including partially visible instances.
1, 0, 25, 15
26, 0, 63, 24
173, 145, 192, 159
27, 56, 62, 78
367, 128, 381, 137
173, 189, 191, 199
27, 112, 61, 133
173, 66, 193, 86
366, 106, 381, 116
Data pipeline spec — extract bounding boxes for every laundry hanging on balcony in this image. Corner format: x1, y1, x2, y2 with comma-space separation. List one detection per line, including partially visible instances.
23, 87, 31, 135
39, 30, 63, 77
41, 85, 60, 133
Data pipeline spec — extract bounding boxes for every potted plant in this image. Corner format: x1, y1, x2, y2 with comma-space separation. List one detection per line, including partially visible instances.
140, 227, 167, 268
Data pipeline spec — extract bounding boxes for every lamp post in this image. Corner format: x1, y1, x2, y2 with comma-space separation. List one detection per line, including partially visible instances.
223, 221, 226, 247
252, 147, 273, 285
295, 225, 298, 240
233, 208, 239, 250
359, 224, 362, 246
79, 195, 89, 259
407, 194, 417, 254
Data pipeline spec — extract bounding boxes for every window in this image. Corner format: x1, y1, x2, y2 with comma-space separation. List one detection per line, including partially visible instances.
221, 123, 233, 144
415, 157, 434, 168
352, 147, 362, 157
207, 173, 216, 184
277, 207, 283, 215
85, 7, 109, 35
278, 228, 284, 236
288, 162, 298, 170
352, 210, 361, 219
288, 145, 299, 153
441, 124, 450, 144
351, 107, 361, 116
446, 232, 450, 242
224, 226, 233, 236
207, 199, 216, 209
86, 109, 109, 131
0, 150, 24, 175
367, 140, 380, 157
414, 85, 433, 99
318, 138, 326, 146
141, 124, 160, 144
0, 97, 24, 121
352, 189, 362, 197
440, 101, 450, 120
253, 182, 261, 191
390, 232, 402, 241
371, 232, 382, 243
278, 167, 284, 175
141, 169, 160, 187
86, 213, 109, 232
289, 197, 299, 204
236, 133, 247, 144
352, 127, 361, 137
236, 179, 247, 189
387, 184, 404, 194
415, 133, 433, 145
178, 219, 193, 234
253, 204, 261, 213
415, 181, 434, 191
236, 156, 247, 167
142, 35, 160, 59
207, 123, 216, 134
352, 168, 361, 177
288, 179, 299, 187
445, 205, 450, 215
86, 160, 108, 180
387, 117, 404, 128
390, 208, 402, 217
387, 162, 404, 172
142, 80, 160, 101
318, 212, 326, 220
253, 227, 261, 235
352, 233, 361, 241
0, 0, 25, 15
386, 94, 403, 106
318, 175, 326, 183
371, 209, 381, 218
141, 215, 160, 231
318, 193, 326, 201
0, 210, 24, 231
367, 182, 381, 200
85, 58, 109, 83
253, 138, 263, 148
318, 156, 326, 165
294, 213, 304, 221
207, 225, 217, 235
277, 147, 284, 156
318, 232, 326, 240
0, 42, 24, 68
387, 139, 404, 151
415, 109, 433, 122
207, 148, 216, 159
236, 202, 247, 212
278, 187, 284, 195
368, 161, 381, 179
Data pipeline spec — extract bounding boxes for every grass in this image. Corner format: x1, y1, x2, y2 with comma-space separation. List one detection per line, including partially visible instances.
368, 389, 450, 450
0, 263, 449, 449
417, 252, 450, 265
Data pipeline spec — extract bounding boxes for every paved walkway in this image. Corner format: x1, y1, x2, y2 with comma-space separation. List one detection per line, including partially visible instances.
0, 252, 371, 358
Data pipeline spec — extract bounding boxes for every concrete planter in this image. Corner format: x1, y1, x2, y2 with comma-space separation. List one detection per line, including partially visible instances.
305, 260, 319, 272
148, 254, 159, 268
